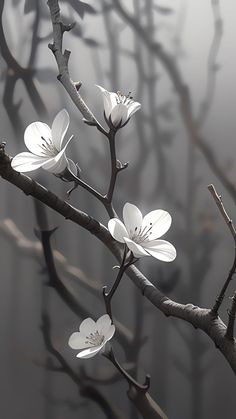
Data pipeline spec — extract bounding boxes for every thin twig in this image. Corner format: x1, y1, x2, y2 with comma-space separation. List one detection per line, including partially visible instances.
47, 0, 128, 217
208, 184, 236, 241
47, 0, 105, 130
103, 246, 134, 319
105, 130, 126, 204
226, 293, 236, 340
38, 226, 133, 348
103, 347, 150, 393
208, 184, 236, 315
103, 347, 167, 419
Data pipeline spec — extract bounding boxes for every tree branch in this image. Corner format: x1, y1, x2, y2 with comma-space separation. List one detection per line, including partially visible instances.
104, 347, 167, 419
47, 0, 105, 130
208, 184, 236, 316
1, 144, 236, 374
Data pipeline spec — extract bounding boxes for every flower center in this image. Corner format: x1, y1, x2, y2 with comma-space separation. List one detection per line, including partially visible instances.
130, 223, 153, 244
116, 91, 134, 106
85, 330, 105, 347
40, 136, 58, 156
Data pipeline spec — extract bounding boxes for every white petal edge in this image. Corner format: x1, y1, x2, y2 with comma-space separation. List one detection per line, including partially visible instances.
108, 218, 128, 243
127, 101, 141, 119
123, 203, 143, 235
124, 237, 149, 258
143, 240, 176, 262
76, 344, 104, 359
96, 85, 117, 118
51, 109, 70, 150
11, 152, 49, 172
24, 122, 52, 156
142, 210, 172, 240
104, 324, 115, 341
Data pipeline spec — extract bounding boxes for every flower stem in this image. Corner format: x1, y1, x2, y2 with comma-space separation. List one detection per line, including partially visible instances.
103, 247, 135, 320
103, 346, 150, 392
225, 290, 236, 340
106, 129, 128, 205
211, 250, 236, 316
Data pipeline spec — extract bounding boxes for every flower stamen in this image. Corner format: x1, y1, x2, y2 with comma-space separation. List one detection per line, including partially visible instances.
85, 330, 105, 347
40, 136, 58, 156
116, 91, 134, 106
131, 222, 153, 244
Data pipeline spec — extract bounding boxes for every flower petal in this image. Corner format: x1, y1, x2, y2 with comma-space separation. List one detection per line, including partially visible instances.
41, 153, 68, 174
96, 314, 112, 336
96, 85, 117, 118
11, 152, 49, 172
123, 203, 143, 236
143, 240, 176, 262
41, 136, 73, 174
51, 109, 70, 150
68, 332, 88, 350
142, 210, 172, 240
104, 324, 115, 342
108, 219, 128, 243
127, 101, 141, 119
110, 104, 128, 126
76, 344, 104, 359
79, 318, 96, 336
124, 237, 149, 258
24, 122, 52, 156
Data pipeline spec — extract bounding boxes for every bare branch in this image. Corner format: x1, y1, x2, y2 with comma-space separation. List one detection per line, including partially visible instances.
104, 347, 167, 419
208, 184, 236, 316
103, 247, 136, 320
1, 145, 236, 374
47, 0, 105, 130
208, 184, 236, 242
226, 293, 236, 340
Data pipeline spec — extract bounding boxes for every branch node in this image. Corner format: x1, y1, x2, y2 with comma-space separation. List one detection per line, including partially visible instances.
63, 49, 71, 64
48, 42, 56, 52
74, 81, 82, 91
61, 21, 76, 33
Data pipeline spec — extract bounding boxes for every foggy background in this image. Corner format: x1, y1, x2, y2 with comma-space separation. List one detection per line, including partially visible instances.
1, 0, 236, 418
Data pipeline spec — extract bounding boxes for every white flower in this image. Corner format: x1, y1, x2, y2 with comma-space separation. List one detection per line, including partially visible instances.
96, 85, 141, 128
11, 109, 76, 175
68, 314, 115, 359
108, 203, 176, 261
